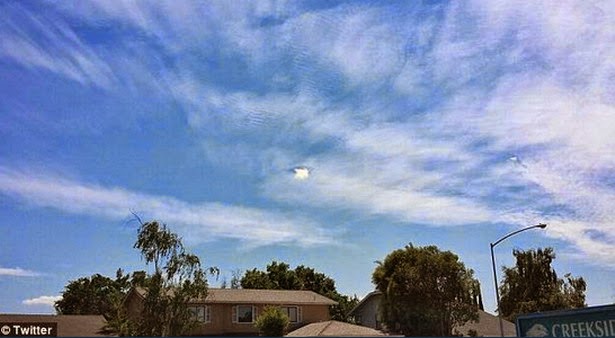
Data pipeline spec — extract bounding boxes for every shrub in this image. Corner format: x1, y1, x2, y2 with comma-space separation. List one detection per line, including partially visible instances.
255, 306, 290, 336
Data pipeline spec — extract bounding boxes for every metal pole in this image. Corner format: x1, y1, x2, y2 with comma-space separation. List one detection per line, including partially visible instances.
489, 223, 547, 337
491, 243, 505, 337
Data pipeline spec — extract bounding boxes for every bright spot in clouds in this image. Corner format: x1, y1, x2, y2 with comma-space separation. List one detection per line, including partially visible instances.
293, 167, 310, 180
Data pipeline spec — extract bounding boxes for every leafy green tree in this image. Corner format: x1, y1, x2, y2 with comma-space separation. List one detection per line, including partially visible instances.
372, 244, 480, 336
55, 269, 131, 315
55, 217, 216, 336
241, 268, 275, 289
267, 262, 302, 289
56, 269, 146, 336
329, 293, 360, 322
240, 261, 359, 322
295, 265, 336, 295
102, 286, 136, 336
255, 306, 290, 336
133, 219, 217, 336
499, 248, 586, 321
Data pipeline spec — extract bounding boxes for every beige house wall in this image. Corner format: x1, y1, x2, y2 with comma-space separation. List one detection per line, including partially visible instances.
191, 303, 330, 336
123, 288, 334, 336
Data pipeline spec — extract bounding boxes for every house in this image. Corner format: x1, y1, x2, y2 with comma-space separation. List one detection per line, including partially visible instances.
285, 320, 388, 337
125, 287, 338, 336
455, 310, 517, 337
348, 291, 517, 337
347, 291, 384, 330
0, 314, 111, 337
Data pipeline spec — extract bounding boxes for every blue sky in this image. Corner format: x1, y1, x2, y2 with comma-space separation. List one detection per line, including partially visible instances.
1, 0, 614, 314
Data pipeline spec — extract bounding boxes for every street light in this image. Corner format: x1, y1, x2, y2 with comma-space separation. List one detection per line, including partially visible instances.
490, 223, 547, 337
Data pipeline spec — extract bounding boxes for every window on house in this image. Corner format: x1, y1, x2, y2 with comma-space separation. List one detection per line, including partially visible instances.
237, 305, 254, 323
188, 305, 211, 323
205, 305, 211, 323
280, 306, 298, 323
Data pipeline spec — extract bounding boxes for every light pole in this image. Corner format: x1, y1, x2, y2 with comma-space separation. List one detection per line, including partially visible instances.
490, 223, 547, 337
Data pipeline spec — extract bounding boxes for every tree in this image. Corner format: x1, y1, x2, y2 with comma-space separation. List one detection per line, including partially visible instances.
499, 247, 586, 321
241, 268, 275, 289
230, 269, 242, 289
54, 217, 216, 336
102, 285, 136, 336
372, 244, 480, 336
266, 262, 302, 289
55, 269, 131, 315
295, 265, 336, 295
56, 269, 145, 336
239, 261, 359, 322
255, 306, 290, 336
133, 219, 217, 336
329, 293, 360, 323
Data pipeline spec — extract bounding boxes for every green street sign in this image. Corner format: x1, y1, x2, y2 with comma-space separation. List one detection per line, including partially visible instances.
517, 305, 615, 337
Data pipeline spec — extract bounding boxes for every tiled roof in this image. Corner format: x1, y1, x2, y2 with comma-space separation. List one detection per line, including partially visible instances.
455, 310, 516, 337
286, 320, 387, 336
0, 314, 111, 337
134, 287, 338, 305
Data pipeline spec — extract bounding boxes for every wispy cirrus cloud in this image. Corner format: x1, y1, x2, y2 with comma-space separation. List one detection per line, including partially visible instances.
0, 3, 116, 89
415, 0, 615, 266
22, 295, 61, 306
166, 78, 496, 226
0, 167, 337, 248
26, 0, 615, 269
158, 1, 615, 268
0, 267, 42, 277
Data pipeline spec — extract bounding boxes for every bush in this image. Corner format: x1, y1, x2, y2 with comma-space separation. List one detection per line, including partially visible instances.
255, 306, 290, 336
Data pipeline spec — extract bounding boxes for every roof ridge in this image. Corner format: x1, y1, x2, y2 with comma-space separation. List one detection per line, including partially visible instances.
316, 320, 334, 336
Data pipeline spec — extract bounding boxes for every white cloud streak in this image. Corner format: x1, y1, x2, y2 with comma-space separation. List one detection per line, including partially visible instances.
0, 267, 42, 277
265, 159, 494, 226
0, 3, 115, 89
22, 295, 61, 306
0, 167, 336, 248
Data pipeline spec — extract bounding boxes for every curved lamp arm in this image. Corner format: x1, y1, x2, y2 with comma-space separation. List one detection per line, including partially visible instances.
491, 223, 547, 248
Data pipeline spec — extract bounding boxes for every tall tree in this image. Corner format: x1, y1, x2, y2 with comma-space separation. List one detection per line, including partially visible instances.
372, 244, 480, 336
133, 220, 216, 336
499, 247, 586, 321
240, 261, 359, 322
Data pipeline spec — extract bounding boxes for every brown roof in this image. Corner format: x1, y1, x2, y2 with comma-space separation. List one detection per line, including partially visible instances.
454, 310, 516, 337
134, 287, 338, 305
286, 320, 388, 337
0, 314, 112, 337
